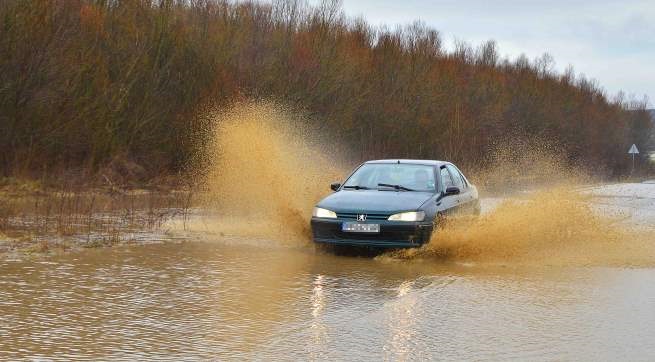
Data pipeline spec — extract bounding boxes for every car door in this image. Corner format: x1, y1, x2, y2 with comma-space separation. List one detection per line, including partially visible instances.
437, 165, 461, 216
445, 164, 470, 212
446, 164, 478, 215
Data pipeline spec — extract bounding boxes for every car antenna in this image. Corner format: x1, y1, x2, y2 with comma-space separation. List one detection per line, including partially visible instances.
397, 160, 400, 164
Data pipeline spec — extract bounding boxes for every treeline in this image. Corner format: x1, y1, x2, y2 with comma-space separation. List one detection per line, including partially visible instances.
0, 0, 652, 183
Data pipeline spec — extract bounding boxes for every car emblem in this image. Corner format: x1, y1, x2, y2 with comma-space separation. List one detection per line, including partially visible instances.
357, 214, 367, 221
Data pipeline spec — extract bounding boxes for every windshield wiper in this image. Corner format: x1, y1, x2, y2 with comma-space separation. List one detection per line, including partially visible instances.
343, 185, 371, 190
377, 183, 414, 191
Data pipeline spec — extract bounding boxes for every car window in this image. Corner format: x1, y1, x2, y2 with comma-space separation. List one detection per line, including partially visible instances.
452, 165, 469, 187
440, 167, 455, 190
446, 165, 464, 189
460, 172, 468, 187
343, 163, 436, 192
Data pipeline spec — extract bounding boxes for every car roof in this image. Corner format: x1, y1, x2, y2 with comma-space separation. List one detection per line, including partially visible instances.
364, 159, 449, 167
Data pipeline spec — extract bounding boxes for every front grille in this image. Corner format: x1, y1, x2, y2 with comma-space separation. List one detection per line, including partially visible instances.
335, 212, 391, 220
312, 220, 432, 244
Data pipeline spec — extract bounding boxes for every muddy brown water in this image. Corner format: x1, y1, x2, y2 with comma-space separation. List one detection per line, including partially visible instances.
2, 239, 655, 361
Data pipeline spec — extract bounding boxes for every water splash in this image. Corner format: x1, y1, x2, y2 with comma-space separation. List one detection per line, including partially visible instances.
198, 101, 346, 244
470, 136, 591, 193
188, 102, 654, 266
386, 187, 655, 267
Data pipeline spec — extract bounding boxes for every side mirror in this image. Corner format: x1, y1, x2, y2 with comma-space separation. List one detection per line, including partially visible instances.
330, 182, 341, 191
444, 186, 460, 196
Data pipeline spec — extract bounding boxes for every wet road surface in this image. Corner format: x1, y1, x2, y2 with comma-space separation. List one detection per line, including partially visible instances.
2, 240, 655, 361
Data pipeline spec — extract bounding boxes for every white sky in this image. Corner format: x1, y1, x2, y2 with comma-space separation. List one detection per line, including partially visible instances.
333, 0, 654, 106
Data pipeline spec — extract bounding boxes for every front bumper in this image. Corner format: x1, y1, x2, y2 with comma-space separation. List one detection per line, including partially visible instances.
311, 218, 433, 248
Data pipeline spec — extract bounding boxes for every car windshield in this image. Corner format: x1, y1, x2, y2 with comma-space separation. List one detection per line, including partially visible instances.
343, 163, 436, 192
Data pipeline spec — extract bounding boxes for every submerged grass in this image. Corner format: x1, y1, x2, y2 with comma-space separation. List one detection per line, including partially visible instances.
0, 184, 196, 257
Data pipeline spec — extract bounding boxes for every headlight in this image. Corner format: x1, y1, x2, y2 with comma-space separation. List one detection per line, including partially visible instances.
388, 211, 425, 222
312, 207, 337, 219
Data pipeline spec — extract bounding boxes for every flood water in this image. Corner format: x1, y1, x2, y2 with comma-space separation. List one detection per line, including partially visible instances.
2, 239, 655, 361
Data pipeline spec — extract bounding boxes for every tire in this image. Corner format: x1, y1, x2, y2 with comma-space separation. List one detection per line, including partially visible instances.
433, 212, 448, 230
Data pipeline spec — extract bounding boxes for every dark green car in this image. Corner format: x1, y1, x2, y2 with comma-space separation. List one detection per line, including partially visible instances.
311, 159, 479, 248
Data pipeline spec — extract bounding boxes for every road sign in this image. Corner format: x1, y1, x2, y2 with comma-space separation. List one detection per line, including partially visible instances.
628, 144, 639, 174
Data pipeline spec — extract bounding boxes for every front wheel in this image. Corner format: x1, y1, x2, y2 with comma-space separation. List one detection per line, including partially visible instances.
314, 242, 335, 254
433, 212, 448, 231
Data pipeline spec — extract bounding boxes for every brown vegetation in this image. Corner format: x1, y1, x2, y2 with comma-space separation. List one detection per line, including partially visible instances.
0, 184, 195, 255
0, 0, 652, 184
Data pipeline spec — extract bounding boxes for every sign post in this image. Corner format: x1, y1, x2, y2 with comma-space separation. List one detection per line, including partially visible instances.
628, 144, 639, 174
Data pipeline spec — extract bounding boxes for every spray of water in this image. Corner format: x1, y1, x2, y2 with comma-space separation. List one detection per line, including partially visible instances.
198, 101, 346, 244
384, 186, 655, 267
186, 102, 654, 266
377, 137, 655, 267
469, 136, 591, 194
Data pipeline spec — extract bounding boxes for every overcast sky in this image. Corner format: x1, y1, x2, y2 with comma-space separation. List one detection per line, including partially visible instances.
335, 0, 654, 106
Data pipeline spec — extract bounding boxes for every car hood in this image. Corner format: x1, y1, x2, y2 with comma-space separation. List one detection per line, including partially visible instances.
316, 190, 434, 213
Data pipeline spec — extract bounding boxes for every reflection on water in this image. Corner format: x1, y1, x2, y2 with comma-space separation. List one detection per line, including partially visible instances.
310, 274, 328, 360
2, 241, 655, 360
385, 280, 417, 361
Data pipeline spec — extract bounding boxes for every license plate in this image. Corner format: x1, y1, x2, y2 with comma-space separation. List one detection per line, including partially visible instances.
342, 222, 380, 233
